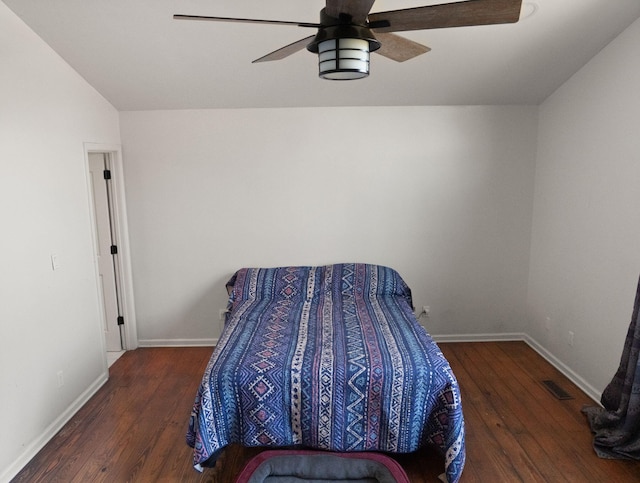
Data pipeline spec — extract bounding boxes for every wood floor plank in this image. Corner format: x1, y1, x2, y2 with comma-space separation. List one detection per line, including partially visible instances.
10, 343, 640, 482
444, 343, 546, 482
471, 342, 593, 481
496, 341, 640, 482
483, 344, 581, 481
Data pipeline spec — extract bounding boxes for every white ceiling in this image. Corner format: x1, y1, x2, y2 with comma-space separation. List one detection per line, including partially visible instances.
4, 0, 640, 111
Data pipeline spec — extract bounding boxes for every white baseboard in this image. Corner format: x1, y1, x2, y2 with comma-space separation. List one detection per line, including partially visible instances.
0, 370, 109, 483
432, 332, 601, 404
432, 332, 527, 343
137, 338, 217, 347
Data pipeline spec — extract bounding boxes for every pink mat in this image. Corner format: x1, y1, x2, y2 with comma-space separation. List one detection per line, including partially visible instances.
235, 449, 411, 483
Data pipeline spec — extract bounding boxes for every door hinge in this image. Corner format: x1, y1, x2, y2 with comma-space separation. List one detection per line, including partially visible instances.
117, 316, 125, 326
103, 169, 112, 180
110, 245, 118, 255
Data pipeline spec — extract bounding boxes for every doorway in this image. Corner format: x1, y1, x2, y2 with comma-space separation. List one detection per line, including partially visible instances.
85, 144, 137, 358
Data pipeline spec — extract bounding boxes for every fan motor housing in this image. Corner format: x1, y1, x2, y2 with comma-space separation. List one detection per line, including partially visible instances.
307, 24, 380, 54
306, 9, 380, 54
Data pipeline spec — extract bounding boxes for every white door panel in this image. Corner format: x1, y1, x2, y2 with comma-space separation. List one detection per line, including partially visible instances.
89, 152, 121, 351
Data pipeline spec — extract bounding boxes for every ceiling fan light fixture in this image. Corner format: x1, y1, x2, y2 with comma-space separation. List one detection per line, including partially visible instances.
318, 38, 370, 80
308, 23, 380, 81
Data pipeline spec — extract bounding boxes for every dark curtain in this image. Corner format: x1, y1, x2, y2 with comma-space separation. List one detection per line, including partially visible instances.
582, 275, 640, 460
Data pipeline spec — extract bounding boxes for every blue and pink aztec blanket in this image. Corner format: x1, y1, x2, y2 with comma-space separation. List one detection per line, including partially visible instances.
187, 263, 465, 483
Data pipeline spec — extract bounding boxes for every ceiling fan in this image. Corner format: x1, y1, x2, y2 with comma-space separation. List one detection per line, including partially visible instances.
174, 0, 522, 80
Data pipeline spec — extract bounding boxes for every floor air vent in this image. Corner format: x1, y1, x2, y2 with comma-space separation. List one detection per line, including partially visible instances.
542, 380, 573, 400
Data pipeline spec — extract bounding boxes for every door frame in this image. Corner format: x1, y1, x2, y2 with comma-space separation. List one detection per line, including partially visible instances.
84, 142, 138, 351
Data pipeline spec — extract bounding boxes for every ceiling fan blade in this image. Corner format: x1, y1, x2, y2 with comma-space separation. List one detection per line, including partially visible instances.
374, 33, 431, 62
173, 14, 319, 29
325, 0, 376, 23
252, 35, 317, 63
369, 0, 522, 33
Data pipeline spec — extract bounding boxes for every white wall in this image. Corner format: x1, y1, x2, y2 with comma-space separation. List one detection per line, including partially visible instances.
120, 106, 538, 344
0, 4, 121, 481
528, 17, 640, 394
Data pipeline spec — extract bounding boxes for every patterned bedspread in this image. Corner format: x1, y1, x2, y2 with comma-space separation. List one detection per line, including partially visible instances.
187, 264, 465, 483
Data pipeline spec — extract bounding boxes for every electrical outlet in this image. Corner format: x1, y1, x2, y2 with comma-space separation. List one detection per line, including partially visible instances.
57, 370, 64, 388
545, 316, 551, 331
218, 309, 229, 333
417, 306, 430, 319
567, 331, 575, 347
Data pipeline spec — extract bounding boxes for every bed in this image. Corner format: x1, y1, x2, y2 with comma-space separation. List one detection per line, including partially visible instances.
187, 263, 465, 482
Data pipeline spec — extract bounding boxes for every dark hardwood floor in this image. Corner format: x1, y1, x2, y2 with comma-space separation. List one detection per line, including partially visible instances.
11, 342, 640, 482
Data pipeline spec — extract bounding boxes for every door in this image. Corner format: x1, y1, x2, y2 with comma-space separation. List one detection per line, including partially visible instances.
88, 152, 122, 351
